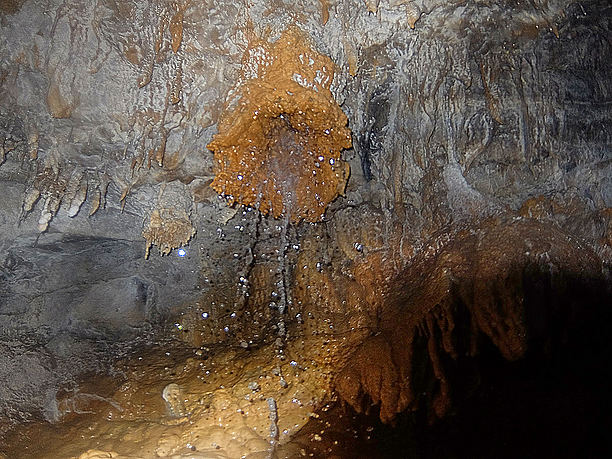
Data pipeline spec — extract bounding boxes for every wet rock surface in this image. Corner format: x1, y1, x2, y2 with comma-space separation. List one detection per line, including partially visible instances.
0, 0, 610, 456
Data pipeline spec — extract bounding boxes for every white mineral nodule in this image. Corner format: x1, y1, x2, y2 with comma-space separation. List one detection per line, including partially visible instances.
162, 383, 186, 417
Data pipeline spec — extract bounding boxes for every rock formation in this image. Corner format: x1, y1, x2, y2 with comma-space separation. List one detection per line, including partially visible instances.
0, 0, 610, 457
207, 27, 352, 222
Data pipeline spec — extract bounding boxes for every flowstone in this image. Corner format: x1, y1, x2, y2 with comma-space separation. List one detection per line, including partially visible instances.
207, 27, 352, 222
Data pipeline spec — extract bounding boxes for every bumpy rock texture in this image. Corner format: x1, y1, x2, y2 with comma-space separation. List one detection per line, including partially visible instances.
0, 0, 610, 455
207, 27, 352, 222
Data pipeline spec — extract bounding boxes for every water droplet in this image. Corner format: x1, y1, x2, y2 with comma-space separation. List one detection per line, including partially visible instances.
248, 381, 260, 391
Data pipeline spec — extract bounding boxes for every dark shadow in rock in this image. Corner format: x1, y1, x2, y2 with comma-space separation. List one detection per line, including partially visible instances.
358, 76, 393, 182
69, 275, 154, 338
295, 303, 612, 458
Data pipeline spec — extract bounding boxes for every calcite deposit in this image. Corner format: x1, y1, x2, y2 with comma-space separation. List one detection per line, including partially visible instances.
335, 216, 605, 423
142, 208, 195, 258
1, 338, 342, 458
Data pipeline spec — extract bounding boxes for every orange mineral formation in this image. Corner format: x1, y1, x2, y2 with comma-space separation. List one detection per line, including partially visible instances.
207, 27, 351, 223
335, 216, 603, 423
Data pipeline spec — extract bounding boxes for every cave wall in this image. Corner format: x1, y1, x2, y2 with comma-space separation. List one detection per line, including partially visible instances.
0, 0, 610, 427
340, 0, 611, 242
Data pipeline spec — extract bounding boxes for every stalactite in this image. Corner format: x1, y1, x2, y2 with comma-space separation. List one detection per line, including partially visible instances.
64, 169, 87, 218
335, 216, 603, 423
21, 167, 68, 231
22, 187, 41, 215
88, 186, 101, 216
142, 207, 195, 258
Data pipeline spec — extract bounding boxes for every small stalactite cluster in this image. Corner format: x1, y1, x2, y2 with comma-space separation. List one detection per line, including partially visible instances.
335, 216, 603, 423
207, 27, 352, 223
142, 207, 195, 258
2, 0, 191, 231
20, 164, 110, 232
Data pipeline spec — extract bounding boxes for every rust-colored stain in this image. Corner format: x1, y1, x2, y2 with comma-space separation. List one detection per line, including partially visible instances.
319, 0, 330, 25
207, 27, 352, 223
46, 81, 77, 119
479, 61, 503, 124
0, 0, 25, 14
